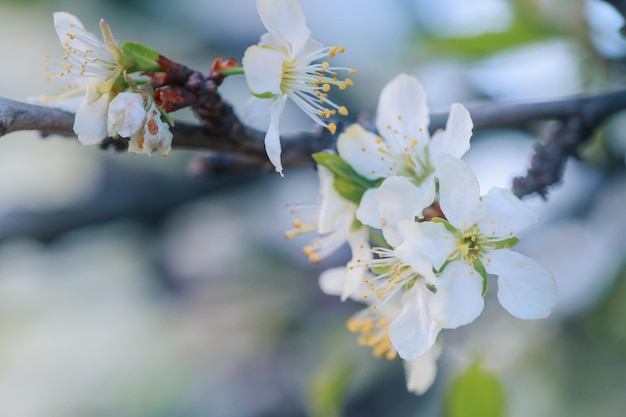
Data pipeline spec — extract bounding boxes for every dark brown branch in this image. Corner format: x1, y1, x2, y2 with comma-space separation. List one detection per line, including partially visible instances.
2, 88, 626, 198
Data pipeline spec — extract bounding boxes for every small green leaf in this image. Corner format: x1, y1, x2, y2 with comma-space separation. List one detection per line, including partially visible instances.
312, 152, 379, 204
333, 176, 365, 204
444, 359, 506, 417
121, 41, 162, 72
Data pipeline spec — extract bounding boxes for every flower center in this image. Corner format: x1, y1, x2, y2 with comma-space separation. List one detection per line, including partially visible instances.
366, 116, 433, 182
350, 246, 422, 308
457, 226, 487, 264
280, 45, 356, 135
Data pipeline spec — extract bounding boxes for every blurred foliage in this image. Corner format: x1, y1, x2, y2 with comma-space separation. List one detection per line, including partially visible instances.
307, 359, 355, 417
444, 359, 506, 417
419, 0, 565, 59
583, 264, 626, 356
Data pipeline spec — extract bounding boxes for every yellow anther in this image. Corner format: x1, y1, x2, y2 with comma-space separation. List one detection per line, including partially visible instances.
349, 68, 358, 74
339, 84, 347, 90
345, 78, 354, 86
337, 46, 345, 53
308, 253, 321, 264
321, 61, 330, 72
329, 45, 338, 58
322, 83, 331, 92
324, 109, 331, 118
338, 106, 348, 116
328, 123, 337, 134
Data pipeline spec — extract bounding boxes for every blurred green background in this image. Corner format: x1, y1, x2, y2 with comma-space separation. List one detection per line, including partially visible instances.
1, 0, 626, 416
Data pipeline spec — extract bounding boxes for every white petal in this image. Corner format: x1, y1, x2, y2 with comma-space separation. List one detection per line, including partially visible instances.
404, 343, 442, 395
336, 124, 389, 180
264, 97, 287, 175
399, 220, 455, 271
375, 177, 428, 247
394, 241, 437, 282
317, 165, 355, 234
389, 285, 441, 361
318, 267, 349, 297
73, 79, 109, 145
489, 250, 557, 319
429, 262, 484, 329
107, 92, 146, 138
256, 0, 312, 54
430, 103, 472, 160
53, 12, 87, 48
476, 187, 539, 238
343, 227, 372, 301
376, 74, 430, 151
436, 154, 481, 229
142, 104, 173, 156
355, 188, 380, 228
242, 45, 285, 96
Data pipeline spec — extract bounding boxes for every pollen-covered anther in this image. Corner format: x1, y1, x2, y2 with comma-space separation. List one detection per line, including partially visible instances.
338, 106, 348, 116
328, 123, 337, 134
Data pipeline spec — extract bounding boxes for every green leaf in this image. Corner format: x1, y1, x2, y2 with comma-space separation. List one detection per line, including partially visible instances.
419, 0, 564, 59
121, 41, 162, 72
332, 176, 365, 205
312, 152, 379, 204
444, 359, 506, 417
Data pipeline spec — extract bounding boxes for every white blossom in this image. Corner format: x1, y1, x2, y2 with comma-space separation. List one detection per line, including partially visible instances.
400, 154, 558, 322
33, 12, 125, 145
336, 74, 473, 242
128, 103, 173, 156
243, 0, 355, 175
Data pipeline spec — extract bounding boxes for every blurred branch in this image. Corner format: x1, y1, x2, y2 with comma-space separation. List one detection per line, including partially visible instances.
2, 88, 626, 198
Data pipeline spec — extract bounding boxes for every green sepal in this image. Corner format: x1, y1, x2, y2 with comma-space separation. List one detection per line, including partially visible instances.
312, 152, 378, 204
432, 217, 460, 237
252, 91, 278, 99
488, 236, 520, 250
472, 259, 489, 296
121, 41, 162, 72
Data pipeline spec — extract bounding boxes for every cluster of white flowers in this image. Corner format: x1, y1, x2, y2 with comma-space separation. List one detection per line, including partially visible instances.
288, 73, 558, 394
31, 12, 172, 156
28, 3, 559, 396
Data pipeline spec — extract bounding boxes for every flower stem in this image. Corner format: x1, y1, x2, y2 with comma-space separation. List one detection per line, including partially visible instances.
220, 66, 245, 76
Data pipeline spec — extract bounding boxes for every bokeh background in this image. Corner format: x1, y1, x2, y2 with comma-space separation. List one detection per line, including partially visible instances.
1, 0, 626, 415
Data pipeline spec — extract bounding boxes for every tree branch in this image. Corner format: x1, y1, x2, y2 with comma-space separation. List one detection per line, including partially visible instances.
2, 88, 626, 198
